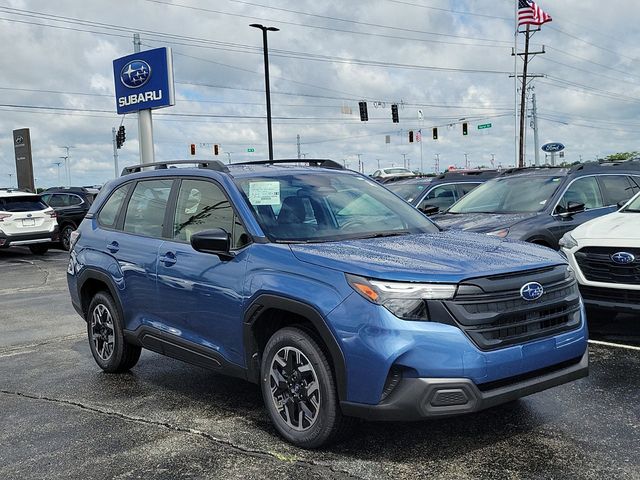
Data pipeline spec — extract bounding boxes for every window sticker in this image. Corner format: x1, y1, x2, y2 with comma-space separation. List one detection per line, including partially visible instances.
249, 181, 281, 206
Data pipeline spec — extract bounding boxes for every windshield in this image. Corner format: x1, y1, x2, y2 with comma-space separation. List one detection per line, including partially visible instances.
387, 182, 429, 203
448, 175, 563, 214
622, 193, 640, 212
236, 172, 438, 242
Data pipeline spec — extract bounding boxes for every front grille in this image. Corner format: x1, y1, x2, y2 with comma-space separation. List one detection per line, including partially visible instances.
580, 285, 640, 305
444, 266, 582, 350
575, 247, 640, 285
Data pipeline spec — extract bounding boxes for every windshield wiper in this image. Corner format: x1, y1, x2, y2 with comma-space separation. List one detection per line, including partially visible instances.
357, 231, 412, 239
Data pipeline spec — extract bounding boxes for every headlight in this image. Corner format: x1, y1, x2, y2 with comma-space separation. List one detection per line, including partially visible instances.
346, 274, 457, 321
486, 228, 509, 238
559, 232, 578, 249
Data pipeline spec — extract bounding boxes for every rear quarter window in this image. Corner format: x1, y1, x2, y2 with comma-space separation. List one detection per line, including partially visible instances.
97, 184, 131, 228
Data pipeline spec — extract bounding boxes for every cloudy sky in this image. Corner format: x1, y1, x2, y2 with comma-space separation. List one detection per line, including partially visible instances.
1, 0, 639, 187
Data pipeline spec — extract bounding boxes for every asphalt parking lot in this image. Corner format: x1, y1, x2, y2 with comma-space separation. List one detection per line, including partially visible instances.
1, 248, 639, 480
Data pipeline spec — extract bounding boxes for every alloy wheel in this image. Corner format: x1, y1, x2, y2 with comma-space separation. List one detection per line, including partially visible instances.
91, 304, 115, 361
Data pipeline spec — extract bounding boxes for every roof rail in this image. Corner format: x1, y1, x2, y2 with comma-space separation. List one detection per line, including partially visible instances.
571, 160, 640, 171
436, 170, 498, 180
233, 159, 344, 169
120, 159, 229, 176
499, 165, 566, 176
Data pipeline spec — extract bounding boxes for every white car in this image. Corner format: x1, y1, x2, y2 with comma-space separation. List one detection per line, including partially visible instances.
560, 192, 640, 318
0, 189, 58, 254
371, 167, 415, 180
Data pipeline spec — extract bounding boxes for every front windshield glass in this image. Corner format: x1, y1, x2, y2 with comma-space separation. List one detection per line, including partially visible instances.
387, 182, 429, 203
236, 172, 438, 242
623, 193, 640, 212
448, 175, 563, 214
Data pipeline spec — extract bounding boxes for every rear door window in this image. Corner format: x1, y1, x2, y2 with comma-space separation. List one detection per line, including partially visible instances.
598, 175, 635, 206
123, 179, 173, 237
418, 184, 459, 211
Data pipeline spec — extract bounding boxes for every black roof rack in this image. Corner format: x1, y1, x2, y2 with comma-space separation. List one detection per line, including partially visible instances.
571, 160, 640, 171
120, 159, 229, 176
499, 166, 567, 176
233, 159, 344, 169
435, 170, 498, 180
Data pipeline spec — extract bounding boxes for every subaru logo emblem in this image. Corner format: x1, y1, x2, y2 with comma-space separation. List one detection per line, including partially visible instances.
520, 282, 544, 301
611, 252, 635, 265
120, 60, 151, 89
26, 213, 32, 218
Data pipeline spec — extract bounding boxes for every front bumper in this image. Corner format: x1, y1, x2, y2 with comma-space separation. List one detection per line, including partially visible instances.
0, 228, 59, 247
341, 350, 588, 421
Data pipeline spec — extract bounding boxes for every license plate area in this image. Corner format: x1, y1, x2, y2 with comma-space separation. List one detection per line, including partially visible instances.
22, 219, 36, 227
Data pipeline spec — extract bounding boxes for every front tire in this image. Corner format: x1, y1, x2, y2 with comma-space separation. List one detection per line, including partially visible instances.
28, 244, 49, 255
87, 291, 141, 373
260, 327, 354, 448
60, 224, 75, 251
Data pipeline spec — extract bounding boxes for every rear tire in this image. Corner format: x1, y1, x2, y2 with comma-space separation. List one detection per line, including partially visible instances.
60, 224, 75, 251
87, 291, 141, 373
260, 326, 355, 448
28, 244, 49, 255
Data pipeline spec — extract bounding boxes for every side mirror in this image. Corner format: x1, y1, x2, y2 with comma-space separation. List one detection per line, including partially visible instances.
419, 204, 440, 216
559, 201, 585, 218
190, 228, 234, 260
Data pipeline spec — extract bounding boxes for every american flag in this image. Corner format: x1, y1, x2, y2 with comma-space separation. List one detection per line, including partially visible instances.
518, 0, 552, 27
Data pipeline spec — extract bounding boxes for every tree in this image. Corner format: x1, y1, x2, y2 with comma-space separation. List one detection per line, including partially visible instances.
605, 152, 639, 161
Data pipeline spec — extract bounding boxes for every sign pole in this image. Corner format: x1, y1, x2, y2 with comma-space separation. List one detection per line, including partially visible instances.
133, 33, 155, 165
112, 127, 119, 178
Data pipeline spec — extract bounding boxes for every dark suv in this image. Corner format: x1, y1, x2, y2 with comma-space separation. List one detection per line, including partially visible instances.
67, 159, 587, 448
434, 162, 640, 249
387, 170, 498, 215
42, 187, 98, 250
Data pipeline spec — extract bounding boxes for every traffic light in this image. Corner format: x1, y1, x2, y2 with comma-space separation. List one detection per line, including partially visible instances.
462, 122, 468, 136
391, 104, 399, 123
116, 125, 126, 149
432, 127, 438, 140
408, 130, 414, 143
190, 144, 196, 156
358, 101, 368, 122
214, 144, 219, 155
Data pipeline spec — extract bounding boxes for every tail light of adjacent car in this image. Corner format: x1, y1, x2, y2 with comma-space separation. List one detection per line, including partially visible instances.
0, 213, 12, 222
45, 208, 57, 218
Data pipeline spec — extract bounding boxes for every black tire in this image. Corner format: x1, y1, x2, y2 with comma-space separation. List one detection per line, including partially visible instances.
86, 291, 141, 373
260, 326, 355, 448
60, 224, 75, 251
28, 244, 49, 255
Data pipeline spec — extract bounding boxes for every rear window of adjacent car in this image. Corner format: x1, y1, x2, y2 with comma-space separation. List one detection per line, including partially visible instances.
97, 184, 131, 228
598, 175, 636, 206
0, 196, 47, 212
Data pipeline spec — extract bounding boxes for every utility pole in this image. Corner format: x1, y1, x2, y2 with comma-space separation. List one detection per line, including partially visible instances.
401, 153, 408, 169
112, 127, 119, 178
435, 154, 440, 174
8, 173, 14, 188
59, 146, 73, 187
531, 91, 540, 166
418, 109, 424, 174
52, 162, 62, 186
225, 152, 233, 164
514, 26, 545, 167
491, 154, 496, 168
356, 154, 363, 173
296, 134, 301, 160
377, 158, 381, 169
464, 153, 470, 169
134, 34, 155, 165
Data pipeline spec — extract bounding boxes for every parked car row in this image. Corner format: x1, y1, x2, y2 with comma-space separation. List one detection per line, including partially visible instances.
67, 159, 589, 448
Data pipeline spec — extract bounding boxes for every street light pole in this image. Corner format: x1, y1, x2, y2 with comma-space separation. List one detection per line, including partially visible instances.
250, 23, 279, 161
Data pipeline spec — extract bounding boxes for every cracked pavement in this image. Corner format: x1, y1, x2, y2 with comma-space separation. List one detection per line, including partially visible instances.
1, 248, 639, 479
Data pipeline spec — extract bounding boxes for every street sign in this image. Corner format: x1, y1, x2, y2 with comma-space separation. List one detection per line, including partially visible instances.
247, 148, 255, 153
477, 123, 492, 130
113, 47, 175, 114
541, 142, 565, 153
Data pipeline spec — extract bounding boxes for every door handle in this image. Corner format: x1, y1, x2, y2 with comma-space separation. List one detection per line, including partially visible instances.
160, 252, 177, 266
107, 241, 119, 253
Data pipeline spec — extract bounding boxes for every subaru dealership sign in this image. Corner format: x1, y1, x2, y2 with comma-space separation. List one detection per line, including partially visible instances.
113, 47, 175, 114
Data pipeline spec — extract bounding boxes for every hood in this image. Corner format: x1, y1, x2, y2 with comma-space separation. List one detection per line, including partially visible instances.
573, 212, 640, 240
289, 231, 565, 283
433, 212, 538, 233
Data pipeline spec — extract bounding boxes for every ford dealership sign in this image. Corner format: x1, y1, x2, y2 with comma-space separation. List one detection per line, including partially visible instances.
113, 47, 175, 114
541, 142, 565, 153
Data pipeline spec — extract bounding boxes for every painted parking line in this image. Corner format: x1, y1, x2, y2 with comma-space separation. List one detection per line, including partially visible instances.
588, 339, 640, 352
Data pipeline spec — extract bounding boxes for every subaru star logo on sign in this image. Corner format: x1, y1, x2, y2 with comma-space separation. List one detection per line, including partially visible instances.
611, 252, 635, 265
113, 47, 175, 115
520, 282, 544, 301
120, 60, 151, 88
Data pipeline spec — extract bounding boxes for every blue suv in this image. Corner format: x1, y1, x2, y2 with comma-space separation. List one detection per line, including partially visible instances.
67, 159, 588, 448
